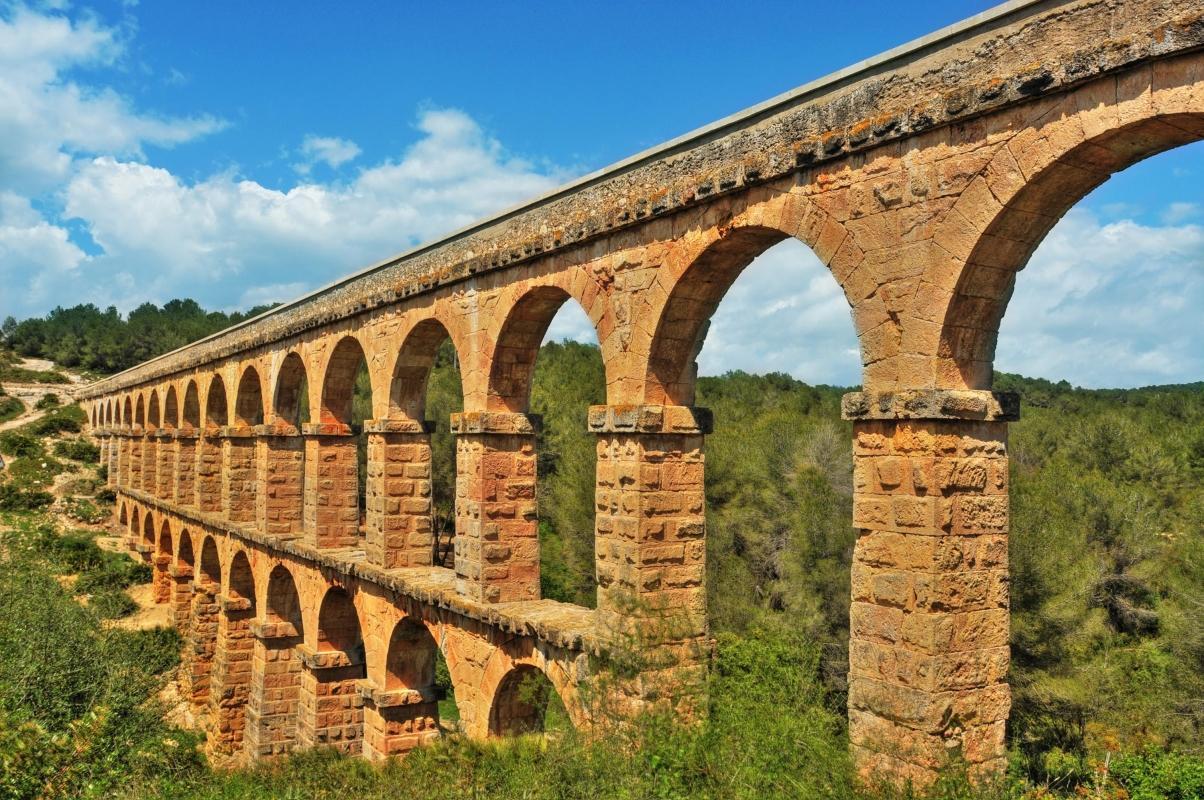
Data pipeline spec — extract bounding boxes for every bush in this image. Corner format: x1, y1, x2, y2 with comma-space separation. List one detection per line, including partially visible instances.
0, 481, 53, 511
88, 588, 138, 619
1111, 749, 1204, 799
0, 395, 22, 423
26, 404, 84, 436
54, 437, 99, 463
34, 393, 60, 410
0, 430, 40, 458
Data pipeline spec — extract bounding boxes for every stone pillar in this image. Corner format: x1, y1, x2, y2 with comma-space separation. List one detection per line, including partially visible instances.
450, 411, 539, 603
360, 681, 440, 760
364, 419, 435, 570
256, 426, 305, 538
244, 619, 305, 759
174, 431, 198, 506
182, 582, 221, 713
106, 432, 118, 487
116, 429, 130, 488
142, 432, 158, 494
169, 564, 194, 632
208, 594, 256, 755
156, 430, 174, 499
152, 549, 172, 604
301, 423, 360, 549
128, 427, 144, 491
296, 645, 365, 754
590, 405, 711, 703
196, 431, 224, 514
221, 427, 258, 524
841, 390, 1016, 784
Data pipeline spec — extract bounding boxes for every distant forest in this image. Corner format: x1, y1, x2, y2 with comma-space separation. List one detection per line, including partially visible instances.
1, 300, 279, 375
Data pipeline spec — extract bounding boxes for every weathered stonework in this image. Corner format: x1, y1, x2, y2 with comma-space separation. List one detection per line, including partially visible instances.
79, 0, 1204, 784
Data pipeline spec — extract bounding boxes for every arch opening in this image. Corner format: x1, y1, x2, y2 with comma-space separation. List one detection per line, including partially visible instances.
273, 352, 311, 427
265, 565, 303, 635
227, 551, 256, 610
182, 381, 201, 430
199, 537, 221, 587
235, 367, 265, 427
316, 587, 365, 670
205, 375, 229, 430
147, 390, 161, 429
487, 664, 569, 737
941, 113, 1204, 390
388, 320, 465, 569
163, 386, 179, 430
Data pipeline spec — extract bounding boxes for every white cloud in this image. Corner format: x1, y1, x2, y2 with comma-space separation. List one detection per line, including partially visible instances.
296, 134, 361, 173
47, 108, 562, 315
0, 5, 223, 196
997, 208, 1204, 387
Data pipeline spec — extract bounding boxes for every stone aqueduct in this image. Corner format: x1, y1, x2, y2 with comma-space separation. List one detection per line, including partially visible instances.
77, 0, 1204, 783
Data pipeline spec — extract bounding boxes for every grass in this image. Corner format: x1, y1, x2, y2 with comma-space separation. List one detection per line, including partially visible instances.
0, 364, 71, 384
0, 395, 23, 423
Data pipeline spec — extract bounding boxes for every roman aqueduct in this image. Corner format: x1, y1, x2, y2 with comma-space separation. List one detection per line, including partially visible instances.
77, 0, 1204, 783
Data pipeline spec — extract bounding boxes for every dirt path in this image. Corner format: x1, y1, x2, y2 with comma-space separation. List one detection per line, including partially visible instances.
0, 399, 46, 433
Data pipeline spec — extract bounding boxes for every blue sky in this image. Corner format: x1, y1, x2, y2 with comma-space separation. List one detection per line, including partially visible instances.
1, 0, 1202, 388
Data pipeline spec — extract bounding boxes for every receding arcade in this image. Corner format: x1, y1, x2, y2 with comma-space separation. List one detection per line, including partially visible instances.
79, 0, 1204, 783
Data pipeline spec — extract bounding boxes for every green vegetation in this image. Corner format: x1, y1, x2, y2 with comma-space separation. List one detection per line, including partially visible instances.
1, 299, 278, 376
0, 395, 23, 424
0, 324, 1199, 797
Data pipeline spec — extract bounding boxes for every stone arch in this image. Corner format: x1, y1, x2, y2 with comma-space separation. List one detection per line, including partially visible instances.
320, 336, 372, 427
205, 374, 229, 430
273, 351, 310, 427
118, 501, 128, 527
384, 616, 439, 694
177, 528, 196, 574
182, 380, 201, 430
199, 536, 222, 587
122, 395, 132, 425
135, 393, 146, 427
486, 662, 568, 737
147, 389, 161, 429
265, 564, 304, 634
644, 225, 801, 405
235, 366, 266, 427
228, 550, 256, 609
172, 529, 196, 631
389, 317, 464, 423
934, 109, 1204, 389
486, 285, 592, 413
163, 385, 179, 430
316, 586, 365, 665
141, 510, 155, 550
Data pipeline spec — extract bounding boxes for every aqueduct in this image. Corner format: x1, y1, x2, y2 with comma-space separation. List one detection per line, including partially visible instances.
78, 0, 1204, 784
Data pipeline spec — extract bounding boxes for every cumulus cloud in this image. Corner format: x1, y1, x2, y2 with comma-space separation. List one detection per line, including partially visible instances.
996, 208, 1204, 388
53, 108, 562, 314
0, 5, 223, 196
296, 134, 361, 173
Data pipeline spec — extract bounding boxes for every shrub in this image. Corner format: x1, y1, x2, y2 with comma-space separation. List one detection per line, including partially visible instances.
0, 430, 40, 458
0, 481, 53, 511
95, 486, 116, 503
0, 396, 22, 423
1111, 749, 1204, 799
34, 393, 60, 410
54, 437, 99, 463
88, 588, 138, 620
26, 404, 84, 436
